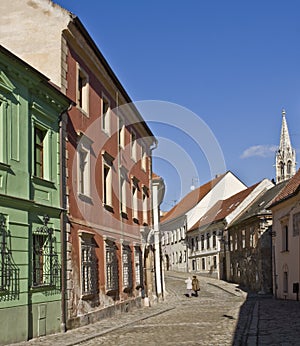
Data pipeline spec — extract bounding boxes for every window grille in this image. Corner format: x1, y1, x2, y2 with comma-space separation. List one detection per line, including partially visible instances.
122, 245, 133, 289
0, 214, 19, 301
134, 247, 142, 287
81, 235, 98, 297
32, 215, 60, 288
106, 241, 118, 291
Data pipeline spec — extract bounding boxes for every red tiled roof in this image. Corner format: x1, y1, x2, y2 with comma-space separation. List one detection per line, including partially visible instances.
161, 173, 226, 223
271, 169, 300, 206
152, 172, 160, 179
189, 182, 260, 231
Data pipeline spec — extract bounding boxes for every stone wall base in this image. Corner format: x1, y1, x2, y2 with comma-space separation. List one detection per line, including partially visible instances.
67, 297, 142, 330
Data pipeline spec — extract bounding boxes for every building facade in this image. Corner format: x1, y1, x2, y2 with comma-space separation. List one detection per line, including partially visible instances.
227, 182, 287, 293
187, 179, 274, 280
161, 172, 247, 273
0, 0, 159, 331
270, 170, 300, 300
0, 45, 71, 344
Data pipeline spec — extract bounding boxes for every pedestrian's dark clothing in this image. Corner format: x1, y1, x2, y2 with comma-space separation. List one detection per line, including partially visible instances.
192, 276, 200, 297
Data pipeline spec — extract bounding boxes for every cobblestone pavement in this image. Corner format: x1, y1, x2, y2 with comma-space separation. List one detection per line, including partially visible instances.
7, 272, 300, 345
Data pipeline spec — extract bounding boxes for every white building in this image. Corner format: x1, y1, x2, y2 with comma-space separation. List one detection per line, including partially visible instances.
161, 172, 247, 272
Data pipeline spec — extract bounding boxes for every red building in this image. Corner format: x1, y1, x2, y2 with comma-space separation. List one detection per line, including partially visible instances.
0, 1, 157, 329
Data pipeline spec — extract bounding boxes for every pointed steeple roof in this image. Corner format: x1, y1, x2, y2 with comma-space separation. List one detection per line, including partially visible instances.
275, 109, 296, 183
279, 109, 292, 153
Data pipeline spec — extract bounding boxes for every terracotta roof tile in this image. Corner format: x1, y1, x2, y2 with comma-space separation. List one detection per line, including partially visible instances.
161, 173, 226, 223
189, 182, 260, 231
271, 169, 300, 206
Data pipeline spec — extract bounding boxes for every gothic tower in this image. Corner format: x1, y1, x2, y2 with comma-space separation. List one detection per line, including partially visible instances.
275, 109, 296, 183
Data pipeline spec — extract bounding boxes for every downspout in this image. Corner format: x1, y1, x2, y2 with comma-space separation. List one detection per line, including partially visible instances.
59, 106, 71, 332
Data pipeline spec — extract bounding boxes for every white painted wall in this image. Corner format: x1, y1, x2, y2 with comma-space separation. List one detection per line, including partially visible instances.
0, 0, 70, 87
187, 172, 247, 229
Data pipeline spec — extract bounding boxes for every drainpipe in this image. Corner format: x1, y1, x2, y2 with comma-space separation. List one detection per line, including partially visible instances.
59, 107, 70, 332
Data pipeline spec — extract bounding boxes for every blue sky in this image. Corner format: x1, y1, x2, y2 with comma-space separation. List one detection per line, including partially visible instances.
54, 0, 300, 210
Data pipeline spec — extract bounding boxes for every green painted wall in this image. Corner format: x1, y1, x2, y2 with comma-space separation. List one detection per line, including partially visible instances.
0, 46, 70, 344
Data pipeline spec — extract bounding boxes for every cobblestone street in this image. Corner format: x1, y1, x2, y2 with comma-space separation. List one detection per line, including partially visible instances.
7, 271, 300, 346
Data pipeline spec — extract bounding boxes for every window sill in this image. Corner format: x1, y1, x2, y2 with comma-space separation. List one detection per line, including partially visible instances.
121, 211, 128, 219
281, 250, 290, 253
77, 106, 89, 117
30, 284, 56, 292
133, 217, 139, 224
32, 176, 56, 188
78, 193, 93, 204
81, 292, 97, 300
0, 162, 11, 171
104, 204, 114, 213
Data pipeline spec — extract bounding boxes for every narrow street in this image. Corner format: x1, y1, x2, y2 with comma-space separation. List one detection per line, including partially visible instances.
8, 271, 300, 346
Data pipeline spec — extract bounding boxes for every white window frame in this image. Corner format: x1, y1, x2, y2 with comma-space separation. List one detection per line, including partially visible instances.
102, 151, 114, 208
77, 136, 92, 198
142, 185, 149, 225
130, 129, 137, 162
120, 166, 128, 216
118, 116, 125, 149
131, 177, 139, 221
77, 64, 89, 115
101, 94, 110, 135
141, 143, 147, 171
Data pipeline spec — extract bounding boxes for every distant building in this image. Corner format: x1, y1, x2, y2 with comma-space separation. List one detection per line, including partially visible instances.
187, 179, 274, 280
275, 109, 296, 183
270, 169, 300, 300
228, 181, 287, 293
161, 172, 247, 272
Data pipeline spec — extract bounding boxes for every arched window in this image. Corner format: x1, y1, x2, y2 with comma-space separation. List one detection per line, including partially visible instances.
287, 160, 292, 175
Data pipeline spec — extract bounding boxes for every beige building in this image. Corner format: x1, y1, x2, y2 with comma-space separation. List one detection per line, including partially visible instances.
270, 169, 300, 300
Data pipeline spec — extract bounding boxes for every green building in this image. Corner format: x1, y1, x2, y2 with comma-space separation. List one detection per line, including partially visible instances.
0, 45, 71, 344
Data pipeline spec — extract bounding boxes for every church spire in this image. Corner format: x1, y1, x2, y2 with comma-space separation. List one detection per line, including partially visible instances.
275, 109, 296, 183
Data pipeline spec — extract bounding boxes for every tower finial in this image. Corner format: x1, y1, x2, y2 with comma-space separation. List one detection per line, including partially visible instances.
282, 108, 286, 117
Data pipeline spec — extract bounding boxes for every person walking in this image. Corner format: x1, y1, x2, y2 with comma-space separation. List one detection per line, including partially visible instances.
192, 275, 200, 297
185, 276, 193, 297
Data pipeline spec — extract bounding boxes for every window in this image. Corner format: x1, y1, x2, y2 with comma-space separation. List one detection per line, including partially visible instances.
212, 231, 216, 248
122, 245, 133, 289
202, 258, 205, 270
282, 225, 289, 252
34, 127, 46, 178
77, 135, 92, 198
201, 235, 204, 250
191, 238, 195, 252
134, 247, 142, 287
142, 186, 149, 225
32, 216, 59, 287
120, 170, 127, 215
106, 241, 118, 291
77, 66, 89, 114
78, 148, 90, 196
287, 160, 292, 175
132, 177, 139, 221
0, 100, 7, 164
0, 214, 19, 300
195, 237, 199, 251
141, 144, 147, 171
80, 233, 98, 297
293, 213, 300, 237
101, 96, 110, 135
118, 117, 125, 149
130, 129, 137, 161
242, 230, 246, 248
213, 256, 217, 269
207, 233, 210, 249
102, 152, 114, 208
283, 271, 288, 293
